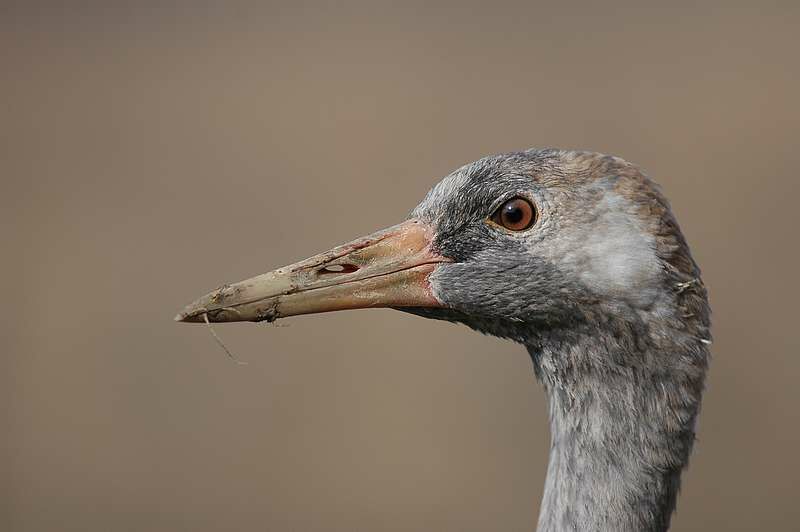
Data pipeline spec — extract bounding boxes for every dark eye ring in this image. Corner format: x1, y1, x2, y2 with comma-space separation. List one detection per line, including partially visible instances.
490, 197, 536, 231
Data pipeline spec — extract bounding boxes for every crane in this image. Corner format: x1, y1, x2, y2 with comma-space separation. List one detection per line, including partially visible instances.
176, 148, 711, 531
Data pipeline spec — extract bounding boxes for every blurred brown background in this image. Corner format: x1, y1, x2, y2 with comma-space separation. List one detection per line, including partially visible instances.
3, 3, 799, 531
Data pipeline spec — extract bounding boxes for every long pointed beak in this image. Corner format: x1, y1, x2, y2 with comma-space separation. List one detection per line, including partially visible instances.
175, 219, 449, 323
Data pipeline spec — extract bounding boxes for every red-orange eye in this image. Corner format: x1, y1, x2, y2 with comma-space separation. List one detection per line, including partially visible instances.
491, 197, 536, 231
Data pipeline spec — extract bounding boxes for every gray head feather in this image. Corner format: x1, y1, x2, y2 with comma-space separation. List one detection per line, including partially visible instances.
404, 149, 710, 531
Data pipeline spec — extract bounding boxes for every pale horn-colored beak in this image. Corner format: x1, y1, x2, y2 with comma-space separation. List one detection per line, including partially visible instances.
175, 219, 450, 323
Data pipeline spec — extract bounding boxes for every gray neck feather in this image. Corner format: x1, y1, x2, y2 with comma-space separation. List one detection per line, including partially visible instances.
529, 328, 706, 532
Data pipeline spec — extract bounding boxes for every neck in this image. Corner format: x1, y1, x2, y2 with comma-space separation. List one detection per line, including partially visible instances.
529, 326, 708, 532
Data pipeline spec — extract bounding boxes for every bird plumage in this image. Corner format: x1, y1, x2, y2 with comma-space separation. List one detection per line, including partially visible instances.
178, 148, 711, 531
409, 149, 710, 531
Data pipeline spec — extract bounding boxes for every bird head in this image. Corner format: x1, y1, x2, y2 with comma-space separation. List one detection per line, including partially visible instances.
176, 148, 712, 532
176, 149, 709, 361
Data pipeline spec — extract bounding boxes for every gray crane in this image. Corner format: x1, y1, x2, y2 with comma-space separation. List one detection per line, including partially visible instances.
177, 149, 711, 532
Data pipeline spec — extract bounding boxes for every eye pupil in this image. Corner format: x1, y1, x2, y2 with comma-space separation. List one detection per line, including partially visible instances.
491, 197, 536, 231
504, 204, 523, 224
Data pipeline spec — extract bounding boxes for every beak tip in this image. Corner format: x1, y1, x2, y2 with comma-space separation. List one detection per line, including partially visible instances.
174, 305, 200, 323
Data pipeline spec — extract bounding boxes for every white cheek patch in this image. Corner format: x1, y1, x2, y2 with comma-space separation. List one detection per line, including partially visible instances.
581, 213, 658, 301
548, 191, 661, 307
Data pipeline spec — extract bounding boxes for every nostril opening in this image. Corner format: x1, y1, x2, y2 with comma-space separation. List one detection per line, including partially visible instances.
319, 264, 359, 274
